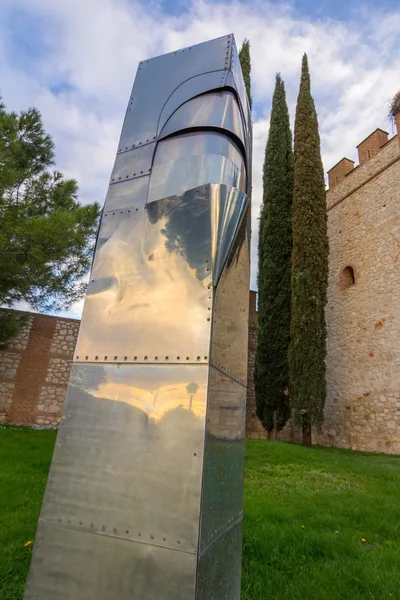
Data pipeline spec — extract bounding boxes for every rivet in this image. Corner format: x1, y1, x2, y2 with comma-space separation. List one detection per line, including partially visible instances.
90, 523, 94, 528
112, 178, 115, 181
155, 356, 158, 360
177, 356, 180, 360
76, 356, 79, 360
163, 537, 166, 541
104, 356, 108, 360
150, 534, 154, 539
124, 356, 127, 361
119, 148, 121, 152
153, 136, 156, 140
79, 521, 83, 525
133, 173, 136, 176
126, 530, 129, 534
186, 356, 189, 360
114, 356, 117, 360
165, 356, 169, 360
140, 170, 143, 174
138, 532, 141, 537
85, 356, 88, 360
177, 540, 180, 544
204, 356, 207, 360
112, 212, 115, 215
197, 356, 200, 360
139, 141, 142, 145
146, 139, 149, 142
102, 525, 105, 531
113, 528, 117, 534
118, 177, 121, 180
193, 452, 197, 456
125, 146, 128, 150
95, 356, 98, 360
126, 175, 129, 178
207, 318, 210, 321
134, 356, 137, 360
136, 208, 138, 211
144, 356, 148, 360
133, 144, 136, 147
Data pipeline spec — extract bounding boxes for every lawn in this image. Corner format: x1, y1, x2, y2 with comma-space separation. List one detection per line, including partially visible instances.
1, 428, 399, 599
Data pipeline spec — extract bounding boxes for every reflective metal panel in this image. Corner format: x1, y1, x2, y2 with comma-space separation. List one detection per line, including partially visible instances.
196, 520, 243, 600
160, 92, 245, 147
110, 142, 155, 183
148, 156, 244, 204
209, 184, 248, 285
38, 364, 207, 553
25, 524, 197, 600
153, 132, 244, 171
75, 188, 212, 363
103, 175, 149, 212
157, 71, 229, 135
199, 367, 245, 552
118, 35, 232, 149
26, 34, 252, 600
211, 210, 250, 384
231, 38, 251, 134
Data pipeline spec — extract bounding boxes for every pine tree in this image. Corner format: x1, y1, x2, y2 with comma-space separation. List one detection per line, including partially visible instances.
255, 75, 293, 436
0, 100, 101, 347
239, 39, 252, 109
289, 54, 329, 447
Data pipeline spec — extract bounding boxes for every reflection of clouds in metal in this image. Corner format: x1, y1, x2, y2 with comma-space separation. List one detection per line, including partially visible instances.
160, 92, 245, 148
75, 184, 247, 364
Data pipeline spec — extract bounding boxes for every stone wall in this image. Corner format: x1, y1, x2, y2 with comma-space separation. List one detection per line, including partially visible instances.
0, 310, 80, 427
246, 125, 400, 454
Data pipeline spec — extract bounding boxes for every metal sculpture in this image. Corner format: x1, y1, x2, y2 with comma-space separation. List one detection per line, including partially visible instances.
24, 33, 252, 600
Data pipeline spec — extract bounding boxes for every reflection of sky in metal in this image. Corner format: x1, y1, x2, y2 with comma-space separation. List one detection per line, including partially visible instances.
92, 379, 206, 421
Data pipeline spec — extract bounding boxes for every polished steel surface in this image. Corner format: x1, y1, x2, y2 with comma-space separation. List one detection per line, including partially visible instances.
39, 364, 208, 554
157, 71, 229, 135
103, 175, 149, 212
148, 132, 246, 203
110, 142, 155, 183
160, 91, 245, 147
75, 188, 212, 363
25, 33, 251, 600
211, 208, 250, 384
118, 35, 231, 150
25, 524, 197, 600
196, 520, 243, 600
199, 367, 246, 553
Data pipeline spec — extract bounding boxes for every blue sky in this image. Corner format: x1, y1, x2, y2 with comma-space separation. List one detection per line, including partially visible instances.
1, 0, 399, 317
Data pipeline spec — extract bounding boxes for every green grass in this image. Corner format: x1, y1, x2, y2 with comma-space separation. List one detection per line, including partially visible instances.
0, 426, 56, 600
242, 440, 400, 600
0, 429, 399, 599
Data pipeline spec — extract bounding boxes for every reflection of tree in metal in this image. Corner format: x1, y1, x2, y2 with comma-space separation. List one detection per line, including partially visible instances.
70, 365, 107, 392
186, 381, 199, 410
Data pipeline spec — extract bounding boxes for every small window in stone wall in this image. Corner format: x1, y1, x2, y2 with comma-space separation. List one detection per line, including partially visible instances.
340, 266, 355, 290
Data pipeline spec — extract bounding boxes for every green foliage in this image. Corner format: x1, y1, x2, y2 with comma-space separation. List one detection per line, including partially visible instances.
289, 55, 329, 435
239, 39, 252, 110
0, 312, 27, 350
255, 75, 293, 433
0, 100, 101, 343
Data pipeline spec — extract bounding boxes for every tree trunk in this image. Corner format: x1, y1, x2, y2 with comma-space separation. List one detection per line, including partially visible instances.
302, 413, 312, 447
267, 410, 278, 441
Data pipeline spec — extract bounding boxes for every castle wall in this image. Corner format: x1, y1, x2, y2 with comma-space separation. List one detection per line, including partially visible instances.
246, 131, 400, 454
0, 310, 80, 427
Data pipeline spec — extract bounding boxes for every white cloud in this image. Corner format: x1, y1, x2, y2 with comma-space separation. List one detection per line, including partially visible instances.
1, 0, 399, 312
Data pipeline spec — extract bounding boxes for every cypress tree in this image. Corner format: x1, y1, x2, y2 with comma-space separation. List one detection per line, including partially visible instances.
254, 74, 293, 436
289, 54, 329, 447
239, 39, 252, 109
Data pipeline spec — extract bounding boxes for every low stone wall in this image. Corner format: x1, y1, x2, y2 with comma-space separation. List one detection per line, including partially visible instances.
0, 310, 79, 427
